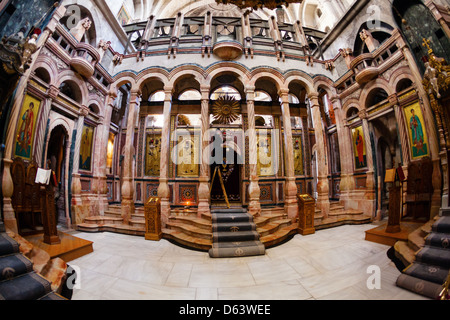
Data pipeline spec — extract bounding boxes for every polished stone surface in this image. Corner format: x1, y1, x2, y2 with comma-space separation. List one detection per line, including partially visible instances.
68, 222, 429, 300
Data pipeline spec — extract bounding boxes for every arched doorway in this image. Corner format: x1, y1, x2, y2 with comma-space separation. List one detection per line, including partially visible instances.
208, 83, 245, 207
210, 144, 243, 205
46, 125, 69, 227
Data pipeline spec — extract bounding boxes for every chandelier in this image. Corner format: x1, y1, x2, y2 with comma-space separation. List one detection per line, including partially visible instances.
215, 0, 303, 10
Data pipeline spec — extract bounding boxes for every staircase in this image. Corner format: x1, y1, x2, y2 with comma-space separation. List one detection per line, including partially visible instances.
0, 223, 67, 300
314, 202, 372, 229
209, 208, 265, 258
395, 208, 450, 299
77, 205, 145, 236
163, 206, 298, 252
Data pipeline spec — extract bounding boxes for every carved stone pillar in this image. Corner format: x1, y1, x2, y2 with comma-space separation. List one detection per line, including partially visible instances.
358, 109, 376, 217
330, 96, 353, 204
279, 89, 298, 221
245, 86, 261, 216
157, 86, 173, 226
198, 85, 211, 217
70, 18, 92, 42
71, 106, 89, 225
96, 90, 116, 216
2, 159, 17, 233
309, 93, 330, 216
359, 29, 380, 52
121, 89, 141, 224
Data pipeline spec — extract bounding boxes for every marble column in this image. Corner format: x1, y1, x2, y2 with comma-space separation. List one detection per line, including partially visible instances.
358, 109, 376, 217
95, 90, 116, 216
309, 93, 330, 216
245, 86, 261, 216
198, 85, 211, 218
71, 106, 90, 225
121, 89, 141, 224
2, 158, 16, 233
330, 96, 354, 205
279, 89, 298, 221
157, 86, 173, 226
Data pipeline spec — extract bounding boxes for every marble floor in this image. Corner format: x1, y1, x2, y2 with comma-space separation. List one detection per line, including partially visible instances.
68, 222, 429, 300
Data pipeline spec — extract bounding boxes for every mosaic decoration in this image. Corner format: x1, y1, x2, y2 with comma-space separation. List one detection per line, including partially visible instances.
146, 184, 159, 199
145, 133, 162, 176
403, 101, 429, 160
14, 94, 41, 160
352, 125, 367, 170
79, 124, 95, 172
179, 185, 197, 204
259, 184, 273, 202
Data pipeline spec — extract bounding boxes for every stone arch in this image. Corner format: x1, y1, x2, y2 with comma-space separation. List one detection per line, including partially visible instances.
206, 66, 251, 100
388, 67, 416, 93
32, 57, 58, 86
343, 100, 363, 118
360, 79, 393, 109
285, 72, 316, 97
56, 70, 89, 105
251, 72, 286, 101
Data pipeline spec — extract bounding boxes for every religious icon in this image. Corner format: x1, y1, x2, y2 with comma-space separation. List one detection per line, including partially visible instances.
117, 6, 131, 26
79, 125, 94, 171
15, 95, 41, 160
352, 126, 367, 169
145, 133, 161, 176
176, 134, 199, 177
293, 136, 304, 176
257, 133, 275, 176
404, 102, 429, 159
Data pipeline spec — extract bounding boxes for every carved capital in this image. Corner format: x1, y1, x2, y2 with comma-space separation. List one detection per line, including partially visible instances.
358, 109, 369, 120
80, 105, 90, 117
48, 85, 60, 99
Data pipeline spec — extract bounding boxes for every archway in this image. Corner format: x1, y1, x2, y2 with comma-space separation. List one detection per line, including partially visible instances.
46, 125, 69, 227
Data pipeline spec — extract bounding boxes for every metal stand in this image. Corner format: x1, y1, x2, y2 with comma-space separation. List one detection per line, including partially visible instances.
210, 166, 230, 209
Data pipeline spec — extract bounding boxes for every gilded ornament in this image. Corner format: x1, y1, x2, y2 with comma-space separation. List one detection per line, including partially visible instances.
211, 95, 241, 125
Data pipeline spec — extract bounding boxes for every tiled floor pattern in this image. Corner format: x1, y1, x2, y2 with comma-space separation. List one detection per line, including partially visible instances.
69, 222, 428, 300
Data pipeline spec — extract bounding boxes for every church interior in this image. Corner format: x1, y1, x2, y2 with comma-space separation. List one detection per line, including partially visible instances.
0, 0, 449, 302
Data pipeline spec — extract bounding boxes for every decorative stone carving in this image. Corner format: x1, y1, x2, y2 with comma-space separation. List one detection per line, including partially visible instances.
70, 18, 92, 42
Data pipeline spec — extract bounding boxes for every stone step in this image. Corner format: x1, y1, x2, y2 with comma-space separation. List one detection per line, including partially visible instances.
328, 209, 364, 217
260, 223, 298, 248
329, 205, 345, 212
257, 218, 292, 237
254, 213, 286, 228
162, 228, 211, 251
315, 214, 372, 230
169, 216, 212, 231
129, 219, 145, 227
394, 240, 417, 267
84, 216, 123, 225
77, 223, 145, 236
166, 221, 212, 240
104, 210, 121, 218
408, 226, 426, 252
